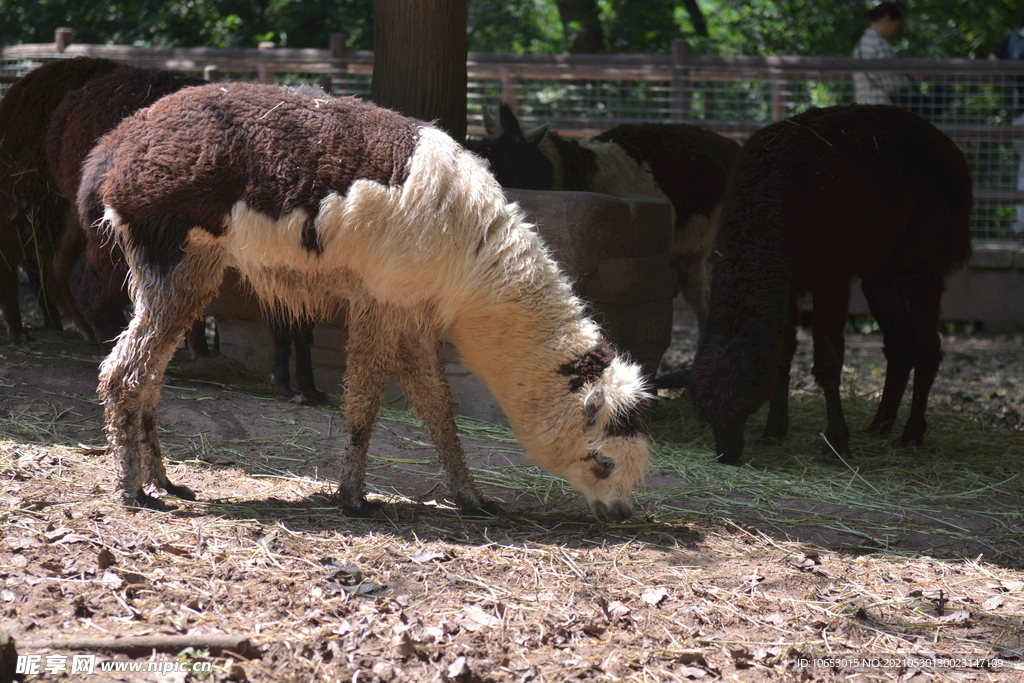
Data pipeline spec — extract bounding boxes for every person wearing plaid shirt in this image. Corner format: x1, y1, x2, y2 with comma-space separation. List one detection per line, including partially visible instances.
853, 3, 912, 105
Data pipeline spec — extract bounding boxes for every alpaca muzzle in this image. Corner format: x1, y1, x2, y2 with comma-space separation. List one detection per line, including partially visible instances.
592, 498, 635, 523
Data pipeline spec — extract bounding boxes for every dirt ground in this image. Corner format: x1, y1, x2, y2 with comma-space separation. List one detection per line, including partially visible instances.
1, 297, 1023, 682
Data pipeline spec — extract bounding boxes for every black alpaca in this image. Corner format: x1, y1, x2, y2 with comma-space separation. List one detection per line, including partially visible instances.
690, 105, 972, 465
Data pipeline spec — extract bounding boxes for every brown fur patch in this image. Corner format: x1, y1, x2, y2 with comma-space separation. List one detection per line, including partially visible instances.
79, 83, 422, 266
558, 339, 617, 392
605, 398, 652, 438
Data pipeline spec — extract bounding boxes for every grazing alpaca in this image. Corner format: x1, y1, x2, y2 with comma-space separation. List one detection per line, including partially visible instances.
0, 57, 119, 340
46, 67, 326, 403
689, 105, 972, 465
471, 104, 739, 331
79, 83, 652, 520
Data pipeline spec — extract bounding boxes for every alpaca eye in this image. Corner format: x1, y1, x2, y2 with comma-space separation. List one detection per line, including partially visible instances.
585, 451, 614, 480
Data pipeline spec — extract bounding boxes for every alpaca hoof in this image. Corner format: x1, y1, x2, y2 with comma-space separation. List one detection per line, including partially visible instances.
122, 489, 173, 511
340, 498, 383, 519
298, 386, 329, 405
273, 383, 300, 402
458, 499, 502, 519
163, 482, 197, 501
866, 420, 895, 436
820, 443, 852, 460
892, 434, 923, 448
716, 452, 742, 466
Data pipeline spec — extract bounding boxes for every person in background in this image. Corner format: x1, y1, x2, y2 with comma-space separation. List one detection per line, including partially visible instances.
990, 25, 1024, 239
853, 2, 912, 105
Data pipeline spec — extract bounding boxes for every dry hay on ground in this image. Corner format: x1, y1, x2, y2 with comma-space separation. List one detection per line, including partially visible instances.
1, 319, 1023, 682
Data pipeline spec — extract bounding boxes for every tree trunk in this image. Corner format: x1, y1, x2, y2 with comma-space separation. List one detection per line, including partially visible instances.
681, 0, 708, 38
370, 0, 467, 143
555, 0, 605, 53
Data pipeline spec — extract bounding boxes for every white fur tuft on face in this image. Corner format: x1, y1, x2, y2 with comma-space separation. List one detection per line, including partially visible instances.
561, 357, 651, 522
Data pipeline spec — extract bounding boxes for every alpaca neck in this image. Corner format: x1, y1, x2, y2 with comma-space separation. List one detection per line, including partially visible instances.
446, 262, 596, 451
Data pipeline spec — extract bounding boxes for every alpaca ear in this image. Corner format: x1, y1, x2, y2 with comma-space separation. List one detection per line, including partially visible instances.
584, 385, 605, 427
482, 106, 502, 138
523, 122, 551, 146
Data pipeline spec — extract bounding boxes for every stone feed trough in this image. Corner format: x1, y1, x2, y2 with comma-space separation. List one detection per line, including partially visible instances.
204, 189, 677, 423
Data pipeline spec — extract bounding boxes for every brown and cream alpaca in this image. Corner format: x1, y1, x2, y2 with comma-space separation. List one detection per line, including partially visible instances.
79, 83, 652, 521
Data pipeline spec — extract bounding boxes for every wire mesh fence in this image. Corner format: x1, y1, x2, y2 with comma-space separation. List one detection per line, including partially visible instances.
460, 54, 1024, 242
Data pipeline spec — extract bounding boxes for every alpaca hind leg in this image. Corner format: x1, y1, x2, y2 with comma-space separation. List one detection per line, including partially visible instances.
758, 295, 798, 445
185, 317, 211, 358
50, 210, 93, 341
270, 312, 297, 401
895, 276, 944, 447
100, 232, 226, 509
0, 257, 26, 341
293, 320, 327, 404
811, 283, 851, 458
70, 251, 130, 350
861, 277, 913, 436
28, 259, 63, 331
335, 303, 394, 518
395, 331, 496, 517
101, 301, 203, 509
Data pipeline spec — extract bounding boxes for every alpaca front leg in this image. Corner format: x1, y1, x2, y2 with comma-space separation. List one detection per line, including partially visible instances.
336, 306, 394, 518
395, 333, 497, 517
758, 296, 798, 445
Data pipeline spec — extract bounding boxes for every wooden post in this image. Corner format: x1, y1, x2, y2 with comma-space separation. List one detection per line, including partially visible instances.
203, 65, 220, 82
500, 68, 520, 113
771, 73, 786, 121
257, 41, 275, 84
671, 39, 690, 123
329, 33, 347, 95
54, 28, 75, 53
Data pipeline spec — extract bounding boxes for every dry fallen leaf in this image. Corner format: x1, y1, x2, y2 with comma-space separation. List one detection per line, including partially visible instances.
982, 595, 1005, 611
938, 609, 971, 624
459, 604, 501, 631
100, 570, 123, 590
409, 548, 448, 564
641, 586, 668, 606
97, 547, 117, 569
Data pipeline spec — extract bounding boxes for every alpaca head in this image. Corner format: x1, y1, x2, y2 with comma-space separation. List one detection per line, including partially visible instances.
690, 322, 776, 465
477, 103, 554, 190
530, 340, 652, 522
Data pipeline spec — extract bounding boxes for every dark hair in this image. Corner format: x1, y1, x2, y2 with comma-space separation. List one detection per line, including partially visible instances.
862, 2, 904, 21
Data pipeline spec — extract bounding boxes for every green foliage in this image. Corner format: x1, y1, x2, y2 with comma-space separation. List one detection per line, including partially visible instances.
0, 0, 374, 49
468, 0, 564, 53
0, 0, 1018, 58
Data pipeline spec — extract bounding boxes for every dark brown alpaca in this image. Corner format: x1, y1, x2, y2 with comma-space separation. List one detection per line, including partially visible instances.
0, 57, 119, 341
